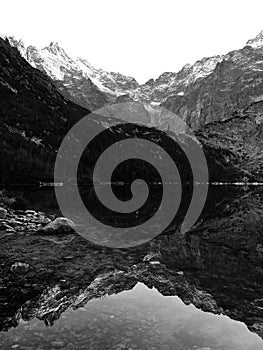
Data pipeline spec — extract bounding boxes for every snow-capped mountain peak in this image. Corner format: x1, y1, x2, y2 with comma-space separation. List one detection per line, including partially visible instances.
2, 35, 28, 59
246, 30, 263, 48
5, 29, 263, 113
43, 41, 67, 56
26, 42, 75, 81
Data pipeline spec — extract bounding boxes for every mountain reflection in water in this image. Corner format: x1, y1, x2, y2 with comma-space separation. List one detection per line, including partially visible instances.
1, 283, 263, 350
0, 185, 263, 349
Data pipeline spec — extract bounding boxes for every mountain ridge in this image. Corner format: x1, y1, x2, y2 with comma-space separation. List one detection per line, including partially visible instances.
0, 35, 232, 108
4, 29, 263, 124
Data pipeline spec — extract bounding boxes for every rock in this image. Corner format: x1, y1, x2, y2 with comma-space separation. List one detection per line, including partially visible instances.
50, 341, 65, 348
25, 210, 37, 215
38, 217, 76, 235
15, 210, 25, 215
10, 262, 30, 274
143, 252, 160, 262
0, 207, 7, 219
0, 222, 7, 230
6, 228, 16, 233
149, 261, 161, 265
3, 224, 14, 230
9, 219, 23, 226
63, 255, 74, 260
40, 217, 52, 226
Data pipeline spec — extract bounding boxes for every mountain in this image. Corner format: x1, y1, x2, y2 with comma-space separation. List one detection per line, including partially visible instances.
4, 36, 226, 110
4, 37, 141, 110
247, 29, 263, 48
163, 31, 263, 129
2, 33, 263, 185
6, 30, 263, 132
141, 55, 226, 103
2, 36, 247, 186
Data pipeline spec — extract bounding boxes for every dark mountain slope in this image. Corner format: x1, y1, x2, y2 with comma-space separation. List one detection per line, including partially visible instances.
0, 37, 90, 183
197, 101, 263, 181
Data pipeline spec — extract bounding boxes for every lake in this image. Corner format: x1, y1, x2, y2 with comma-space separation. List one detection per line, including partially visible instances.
0, 185, 263, 349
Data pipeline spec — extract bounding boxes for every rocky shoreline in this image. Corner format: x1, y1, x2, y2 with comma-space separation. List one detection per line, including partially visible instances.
0, 207, 53, 236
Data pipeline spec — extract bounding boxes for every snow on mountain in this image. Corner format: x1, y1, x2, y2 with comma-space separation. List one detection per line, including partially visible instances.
247, 30, 263, 48
4, 37, 147, 109
162, 31, 263, 129
75, 58, 138, 97
4, 29, 263, 112
141, 55, 226, 103
5, 35, 225, 108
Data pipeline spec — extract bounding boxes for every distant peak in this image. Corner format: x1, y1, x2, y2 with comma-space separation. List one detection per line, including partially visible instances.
43, 41, 64, 54
246, 30, 263, 48
49, 41, 60, 47
6, 36, 25, 47
182, 63, 192, 71
183, 63, 191, 68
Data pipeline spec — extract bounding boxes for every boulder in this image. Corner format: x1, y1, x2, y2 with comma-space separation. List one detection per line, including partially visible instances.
38, 217, 76, 235
0, 207, 7, 219
143, 252, 160, 262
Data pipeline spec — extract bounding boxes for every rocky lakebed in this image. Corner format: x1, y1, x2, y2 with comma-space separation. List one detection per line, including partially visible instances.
0, 187, 263, 349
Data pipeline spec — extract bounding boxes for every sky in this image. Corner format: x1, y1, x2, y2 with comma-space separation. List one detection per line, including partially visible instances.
1, 0, 263, 83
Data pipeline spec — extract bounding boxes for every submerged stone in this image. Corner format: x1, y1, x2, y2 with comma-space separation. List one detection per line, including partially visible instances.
10, 262, 30, 274
0, 207, 7, 219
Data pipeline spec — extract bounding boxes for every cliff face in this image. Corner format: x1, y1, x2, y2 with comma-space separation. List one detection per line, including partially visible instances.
163, 43, 263, 130
197, 101, 263, 181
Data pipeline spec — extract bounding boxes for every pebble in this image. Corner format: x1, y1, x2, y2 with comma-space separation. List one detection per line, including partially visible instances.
149, 261, 161, 265
25, 210, 37, 215
51, 340, 65, 348
6, 228, 16, 233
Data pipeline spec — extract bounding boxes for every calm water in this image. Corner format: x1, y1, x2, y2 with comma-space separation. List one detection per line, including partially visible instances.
1, 185, 263, 349
0, 282, 262, 350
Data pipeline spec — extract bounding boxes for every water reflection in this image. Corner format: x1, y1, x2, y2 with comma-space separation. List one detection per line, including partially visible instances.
1, 185, 263, 348
0, 283, 262, 350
